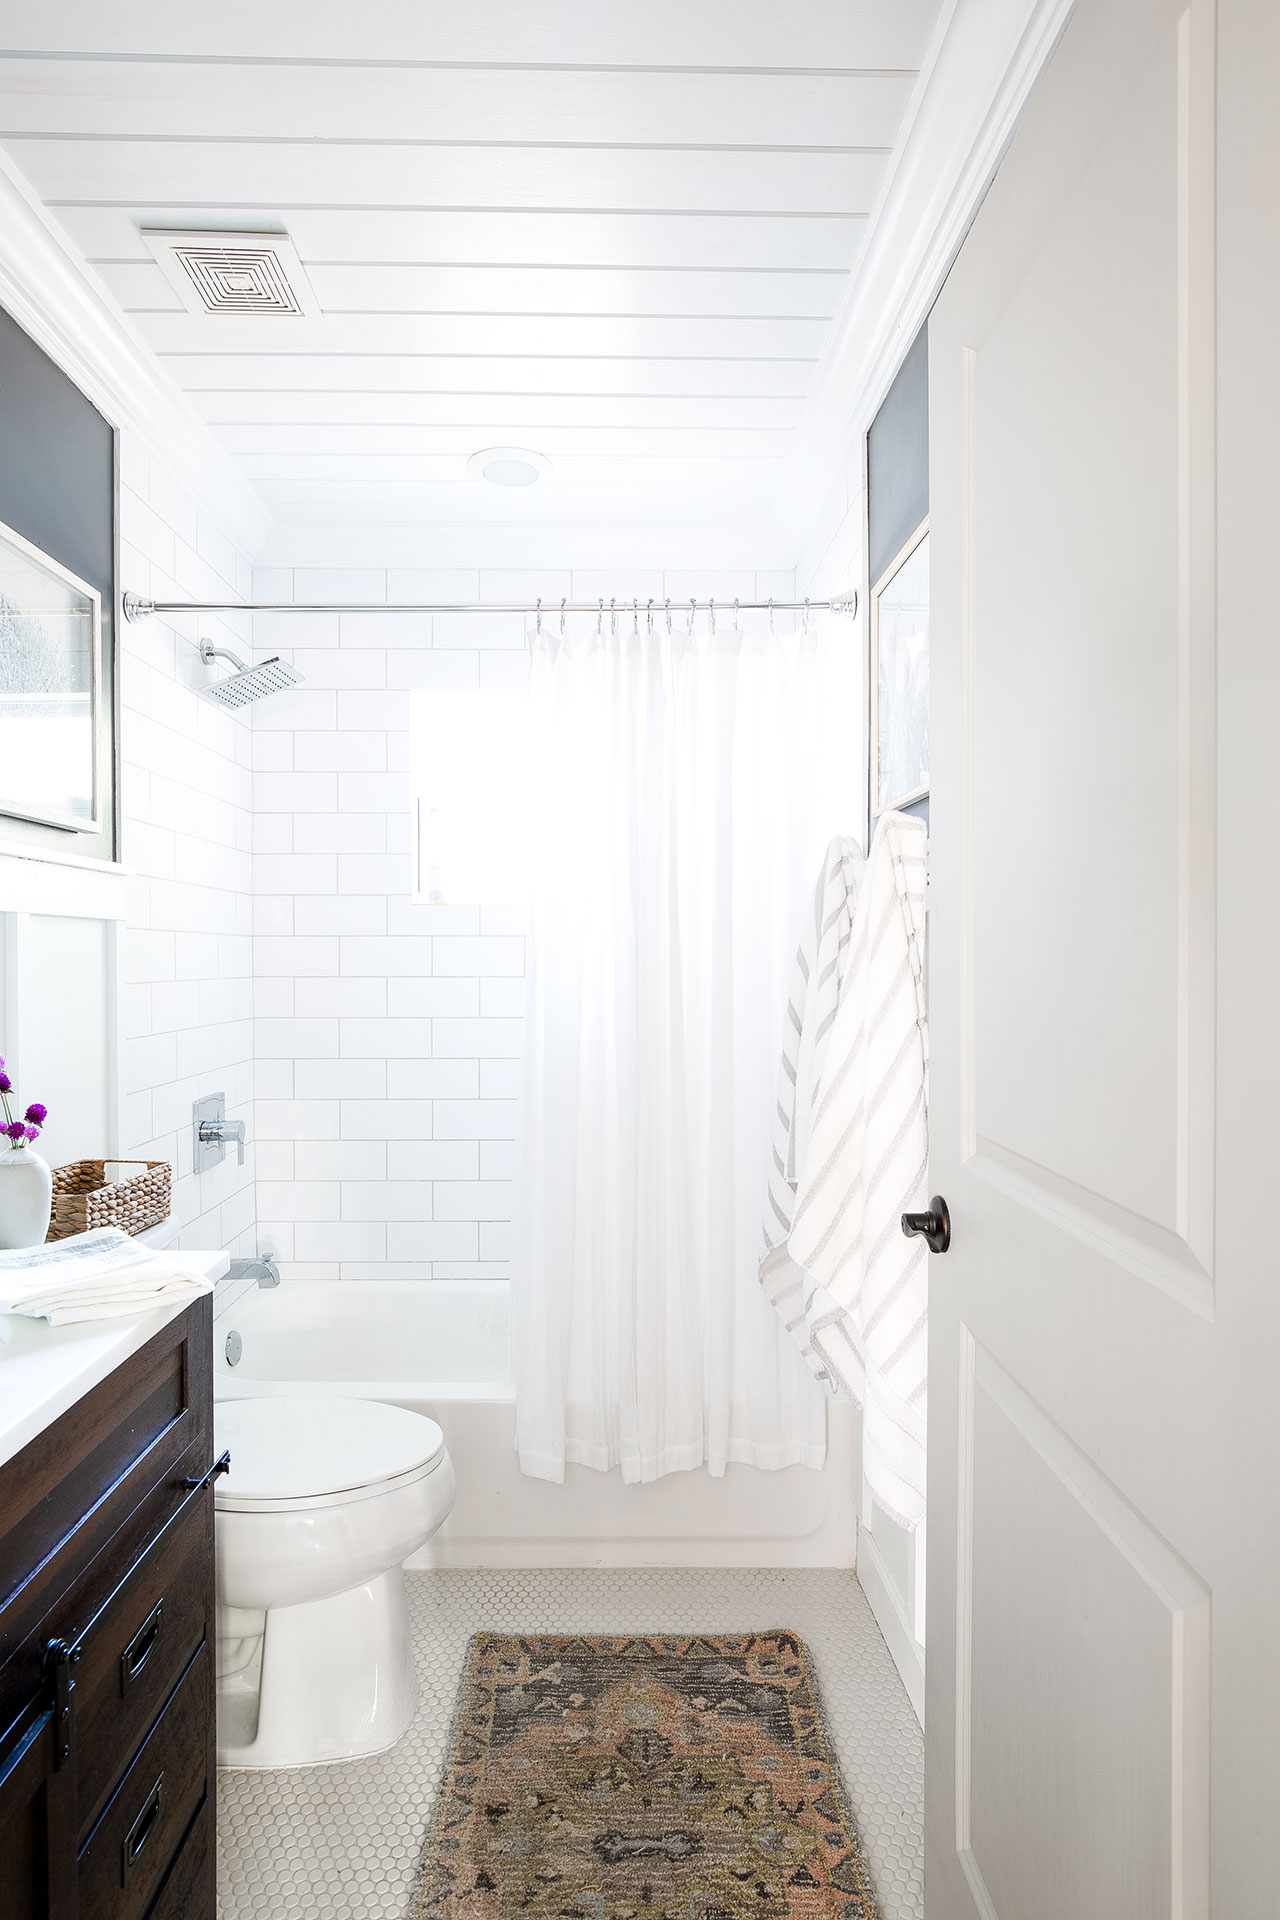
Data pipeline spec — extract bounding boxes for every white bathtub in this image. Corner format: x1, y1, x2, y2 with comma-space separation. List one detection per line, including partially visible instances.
213, 1279, 857, 1570
214, 1278, 513, 1405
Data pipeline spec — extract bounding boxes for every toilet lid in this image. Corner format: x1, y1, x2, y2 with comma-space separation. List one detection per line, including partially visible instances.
214, 1395, 446, 1506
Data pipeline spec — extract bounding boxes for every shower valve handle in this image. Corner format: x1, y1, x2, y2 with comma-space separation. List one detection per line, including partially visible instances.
198, 1116, 246, 1165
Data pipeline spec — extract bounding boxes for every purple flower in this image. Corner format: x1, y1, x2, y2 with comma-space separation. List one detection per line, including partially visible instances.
0, 1074, 10, 1095
23, 1103, 47, 1125
4, 1120, 26, 1142
24, 1125, 40, 1142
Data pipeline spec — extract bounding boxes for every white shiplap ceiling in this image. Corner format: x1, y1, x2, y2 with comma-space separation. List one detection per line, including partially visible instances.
0, 2, 946, 540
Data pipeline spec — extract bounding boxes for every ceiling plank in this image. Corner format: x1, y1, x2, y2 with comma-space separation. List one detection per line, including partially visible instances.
8, 138, 889, 216
95, 259, 846, 318
52, 204, 865, 270
0, 63, 914, 149
129, 311, 828, 358
188, 390, 806, 428
229, 430, 791, 462
0, 1, 942, 73
156, 354, 814, 396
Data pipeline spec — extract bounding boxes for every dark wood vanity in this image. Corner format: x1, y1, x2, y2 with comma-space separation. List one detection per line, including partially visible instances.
0, 1296, 218, 1919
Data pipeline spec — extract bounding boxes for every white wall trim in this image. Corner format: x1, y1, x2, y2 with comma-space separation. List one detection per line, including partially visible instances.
857, 1527, 926, 1724
0, 149, 273, 559
0, 845, 131, 919
776, 0, 1078, 554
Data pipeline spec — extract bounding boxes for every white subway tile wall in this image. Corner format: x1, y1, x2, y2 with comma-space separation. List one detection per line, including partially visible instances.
249, 566, 793, 1285
118, 434, 258, 1267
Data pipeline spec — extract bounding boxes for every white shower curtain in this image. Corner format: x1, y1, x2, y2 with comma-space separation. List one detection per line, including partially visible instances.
513, 616, 857, 1483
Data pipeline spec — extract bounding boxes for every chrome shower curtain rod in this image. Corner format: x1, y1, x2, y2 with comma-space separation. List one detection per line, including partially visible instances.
123, 591, 857, 624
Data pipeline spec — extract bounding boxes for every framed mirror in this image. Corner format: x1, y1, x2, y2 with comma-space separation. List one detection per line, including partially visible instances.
870, 519, 929, 817
0, 516, 103, 834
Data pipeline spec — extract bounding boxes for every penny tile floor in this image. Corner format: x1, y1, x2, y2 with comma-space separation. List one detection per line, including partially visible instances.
217, 1569, 924, 1919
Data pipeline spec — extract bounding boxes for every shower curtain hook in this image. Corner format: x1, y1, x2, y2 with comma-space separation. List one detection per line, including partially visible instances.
665, 598, 672, 634
768, 597, 775, 635
597, 597, 604, 637
804, 596, 811, 631
632, 597, 639, 635
709, 597, 716, 635
560, 597, 567, 636
610, 596, 617, 636
688, 597, 696, 634
733, 596, 739, 628
535, 596, 542, 635
646, 597, 655, 634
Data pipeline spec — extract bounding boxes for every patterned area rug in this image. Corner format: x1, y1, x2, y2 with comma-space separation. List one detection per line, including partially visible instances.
412, 1631, 878, 1920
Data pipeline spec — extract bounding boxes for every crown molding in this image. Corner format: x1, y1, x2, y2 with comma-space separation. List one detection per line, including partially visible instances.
0, 149, 273, 559
773, 0, 1077, 554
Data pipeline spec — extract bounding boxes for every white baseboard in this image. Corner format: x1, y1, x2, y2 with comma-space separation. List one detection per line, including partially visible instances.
857, 1527, 925, 1725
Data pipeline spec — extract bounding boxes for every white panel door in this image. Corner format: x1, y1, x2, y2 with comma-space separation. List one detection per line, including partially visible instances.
926, 0, 1279, 1912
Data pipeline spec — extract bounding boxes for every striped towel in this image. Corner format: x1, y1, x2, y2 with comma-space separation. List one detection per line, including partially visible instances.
763, 811, 929, 1529
0, 1227, 213, 1325
760, 836, 865, 1385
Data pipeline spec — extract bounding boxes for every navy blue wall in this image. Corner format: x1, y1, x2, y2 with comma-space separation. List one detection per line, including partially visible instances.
867, 324, 929, 836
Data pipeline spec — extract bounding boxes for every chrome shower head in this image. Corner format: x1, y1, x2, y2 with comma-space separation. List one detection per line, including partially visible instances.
198, 638, 303, 709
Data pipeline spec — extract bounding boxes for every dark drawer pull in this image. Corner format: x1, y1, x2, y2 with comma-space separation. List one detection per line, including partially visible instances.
184, 1448, 231, 1492
122, 1770, 164, 1884
120, 1597, 165, 1692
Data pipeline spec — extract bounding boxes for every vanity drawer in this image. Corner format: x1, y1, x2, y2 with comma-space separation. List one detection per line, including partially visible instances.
74, 1480, 214, 1841
0, 1297, 212, 1736
77, 1641, 212, 1920
139, 1794, 213, 1920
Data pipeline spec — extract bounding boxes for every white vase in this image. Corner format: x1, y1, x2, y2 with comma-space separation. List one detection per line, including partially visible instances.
0, 1145, 53, 1250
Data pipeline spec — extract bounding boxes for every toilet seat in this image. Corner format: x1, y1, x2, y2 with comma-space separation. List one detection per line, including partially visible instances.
215, 1395, 447, 1513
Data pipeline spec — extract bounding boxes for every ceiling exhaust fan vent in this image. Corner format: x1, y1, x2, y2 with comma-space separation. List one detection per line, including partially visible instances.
141, 229, 319, 317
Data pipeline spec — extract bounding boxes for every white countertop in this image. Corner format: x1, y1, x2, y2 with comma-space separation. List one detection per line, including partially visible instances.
0, 1247, 228, 1470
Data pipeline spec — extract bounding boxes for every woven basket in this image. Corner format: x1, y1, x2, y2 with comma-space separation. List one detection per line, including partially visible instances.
46, 1158, 172, 1241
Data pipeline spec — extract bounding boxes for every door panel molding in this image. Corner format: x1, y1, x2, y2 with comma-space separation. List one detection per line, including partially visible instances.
957, 0, 1217, 1316
970, 1137, 1212, 1316
953, 1327, 1211, 1919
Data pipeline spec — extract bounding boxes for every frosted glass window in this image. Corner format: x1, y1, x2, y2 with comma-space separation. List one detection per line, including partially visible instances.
411, 690, 532, 905
0, 520, 101, 833
873, 527, 929, 814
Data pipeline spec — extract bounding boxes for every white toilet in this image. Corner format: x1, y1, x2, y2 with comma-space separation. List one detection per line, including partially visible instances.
213, 1394, 456, 1769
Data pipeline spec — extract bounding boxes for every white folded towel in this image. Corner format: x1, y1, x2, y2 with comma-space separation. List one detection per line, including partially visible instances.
0, 1227, 214, 1325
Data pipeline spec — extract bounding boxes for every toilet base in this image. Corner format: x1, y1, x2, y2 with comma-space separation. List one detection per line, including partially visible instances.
216, 1565, 418, 1768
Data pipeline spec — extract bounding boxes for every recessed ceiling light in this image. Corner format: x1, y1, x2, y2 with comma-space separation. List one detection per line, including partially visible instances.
467, 446, 551, 487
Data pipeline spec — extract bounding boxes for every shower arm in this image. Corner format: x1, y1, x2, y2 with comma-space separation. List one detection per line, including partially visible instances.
199, 637, 249, 672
